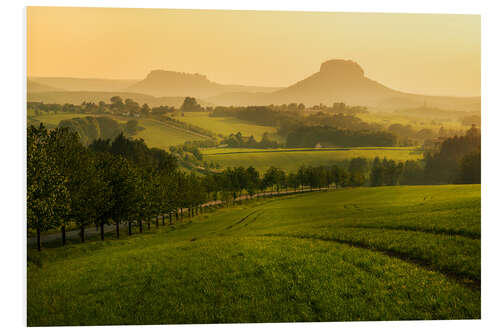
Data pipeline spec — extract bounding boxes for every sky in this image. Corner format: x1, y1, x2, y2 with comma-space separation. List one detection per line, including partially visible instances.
27, 7, 481, 97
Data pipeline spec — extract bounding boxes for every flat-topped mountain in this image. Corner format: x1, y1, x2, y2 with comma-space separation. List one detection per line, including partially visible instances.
127, 70, 280, 98
271, 59, 396, 106
209, 59, 480, 111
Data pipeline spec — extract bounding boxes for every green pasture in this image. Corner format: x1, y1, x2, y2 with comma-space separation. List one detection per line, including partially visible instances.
130, 118, 205, 150
203, 147, 423, 172
172, 112, 278, 139
28, 114, 203, 149
28, 185, 480, 325
27, 113, 93, 127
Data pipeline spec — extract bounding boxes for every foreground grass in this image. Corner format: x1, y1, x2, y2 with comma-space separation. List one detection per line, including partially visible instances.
203, 147, 423, 172
27, 185, 480, 325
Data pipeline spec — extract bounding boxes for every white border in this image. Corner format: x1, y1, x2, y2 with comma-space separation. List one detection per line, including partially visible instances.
2, 0, 499, 332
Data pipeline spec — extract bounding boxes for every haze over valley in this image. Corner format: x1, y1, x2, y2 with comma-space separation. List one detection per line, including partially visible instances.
29, 58, 480, 111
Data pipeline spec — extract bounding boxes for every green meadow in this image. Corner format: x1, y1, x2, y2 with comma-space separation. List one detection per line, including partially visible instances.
203, 147, 423, 172
27, 113, 91, 126
172, 112, 278, 139
28, 113, 204, 149
129, 118, 205, 150
28, 185, 480, 325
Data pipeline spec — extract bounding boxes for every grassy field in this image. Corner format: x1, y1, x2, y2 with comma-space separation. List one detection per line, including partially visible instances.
27, 185, 480, 325
203, 147, 423, 172
130, 118, 206, 150
27, 113, 93, 126
28, 113, 204, 149
172, 112, 278, 139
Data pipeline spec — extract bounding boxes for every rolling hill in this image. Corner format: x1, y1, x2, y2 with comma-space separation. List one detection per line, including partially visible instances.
27, 80, 62, 93
27, 91, 211, 108
29, 77, 140, 92
171, 112, 277, 140
127, 70, 281, 98
27, 185, 480, 325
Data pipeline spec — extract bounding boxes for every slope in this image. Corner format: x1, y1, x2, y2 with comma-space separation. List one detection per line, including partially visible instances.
29, 77, 139, 92
28, 185, 480, 325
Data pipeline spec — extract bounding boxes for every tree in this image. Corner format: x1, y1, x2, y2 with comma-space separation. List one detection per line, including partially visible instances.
96, 153, 139, 238
381, 158, 403, 186
125, 98, 141, 116
457, 151, 481, 184
349, 172, 366, 187
286, 172, 300, 191
47, 127, 113, 243
181, 97, 202, 112
297, 166, 307, 191
335, 167, 349, 188
140, 103, 151, 116
263, 167, 279, 195
110, 96, 124, 112
27, 124, 70, 250
400, 160, 425, 185
131, 168, 154, 233
370, 157, 384, 187
234, 167, 249, 197
349, 157, 368, 175
276, 169, 286, 193
124, 120, 140, 136
424, 125, 480, 184
75, 151, 113, 242
246, 167, 260, 198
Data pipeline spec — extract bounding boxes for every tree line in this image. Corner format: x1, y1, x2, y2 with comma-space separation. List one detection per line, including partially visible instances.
28, 96, 202, 118
29, 125, 191, 251
369, 126, 481, 186
28, 124, 369, 250
58, 116, 141, 145
220, 132, 280, 149
286, 126, 397, 148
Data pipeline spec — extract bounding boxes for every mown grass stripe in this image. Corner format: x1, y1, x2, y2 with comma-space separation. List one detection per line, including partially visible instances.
341, 224, 480, 240
261, 233, 480, 290
225, 210, 261, 230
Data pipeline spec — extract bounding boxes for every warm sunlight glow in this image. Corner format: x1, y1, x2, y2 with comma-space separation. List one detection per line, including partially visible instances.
27, 7, 480, 97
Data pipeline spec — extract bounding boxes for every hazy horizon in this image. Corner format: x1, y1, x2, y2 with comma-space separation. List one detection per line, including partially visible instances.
28, 7, 480, 97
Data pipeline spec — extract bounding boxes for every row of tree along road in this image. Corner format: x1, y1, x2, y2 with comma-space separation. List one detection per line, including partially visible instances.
28, 123, 480, 250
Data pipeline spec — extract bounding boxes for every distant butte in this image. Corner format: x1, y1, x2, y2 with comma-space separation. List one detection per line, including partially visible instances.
319, 59, 365, 78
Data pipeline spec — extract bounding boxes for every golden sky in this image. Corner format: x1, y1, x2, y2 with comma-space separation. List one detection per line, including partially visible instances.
27, 7, 481, 97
